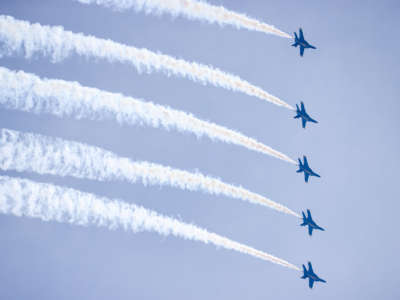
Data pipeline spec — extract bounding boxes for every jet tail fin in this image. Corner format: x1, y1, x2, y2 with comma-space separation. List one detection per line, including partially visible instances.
300, 211, 307, 226
294, 104, 301, 118
301, 264, 307, 278
297, 158, 303, 173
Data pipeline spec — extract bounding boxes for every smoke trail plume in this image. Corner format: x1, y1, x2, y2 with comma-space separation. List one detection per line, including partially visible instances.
0, 175, 300, 270
0, 67, 296, 164
0, 128, 300, 217
0, 15, 293, 110
74, 0, 291, 38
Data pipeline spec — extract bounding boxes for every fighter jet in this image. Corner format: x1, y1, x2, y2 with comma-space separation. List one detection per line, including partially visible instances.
297, 156, 320, 183
294, 101, 318, 129
292, 28, 316, 56
300, 209, 325, 236
301, 262, 326, 289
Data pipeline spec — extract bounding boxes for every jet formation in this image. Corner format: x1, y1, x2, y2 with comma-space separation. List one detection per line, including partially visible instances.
301, 262, 326, 289
301, 209, 324, 236
291, 28, 325, 289
292, 28, 316, 56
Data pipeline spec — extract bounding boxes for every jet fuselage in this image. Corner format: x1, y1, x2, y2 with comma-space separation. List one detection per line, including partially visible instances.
305, 272, 320, 282
299, 111, 313, 121
299, 41, 310, 48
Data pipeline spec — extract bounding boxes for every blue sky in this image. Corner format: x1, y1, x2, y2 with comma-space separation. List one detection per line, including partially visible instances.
0, 1, 399, 299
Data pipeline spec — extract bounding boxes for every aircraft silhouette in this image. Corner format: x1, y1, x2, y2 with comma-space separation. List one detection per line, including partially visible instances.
297, 156, 320, 183
292, 28, 316, 56
294, 101, 318, 129
300, 209, 324, 236
302, 262, 326, 289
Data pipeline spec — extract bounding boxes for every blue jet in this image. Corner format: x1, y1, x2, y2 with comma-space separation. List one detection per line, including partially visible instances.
292, 28, 316, 56
297, 156, 320, 183
301, 209, 325, 236
301, 262, 326, 289
294, 101, 318, 129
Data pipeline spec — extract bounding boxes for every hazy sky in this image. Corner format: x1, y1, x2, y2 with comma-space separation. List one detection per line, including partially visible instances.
0, 1, 399, 299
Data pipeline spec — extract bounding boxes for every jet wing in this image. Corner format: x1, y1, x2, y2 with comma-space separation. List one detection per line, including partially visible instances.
299, 28, 304, 41
302, 118, 306, 128
300, 46, 304, 57
308, 226, 313, 236
308, 262, 314, 273
309, 278, 314, 289
304, 173, 310, 183
303, 156, 309, 168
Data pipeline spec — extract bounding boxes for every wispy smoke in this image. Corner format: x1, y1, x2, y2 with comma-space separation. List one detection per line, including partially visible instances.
74, 0, 291, 38
0, 15, 293, 109
0, 67, 296, 164
0, 128, 300, 217
0, 175, 300, 270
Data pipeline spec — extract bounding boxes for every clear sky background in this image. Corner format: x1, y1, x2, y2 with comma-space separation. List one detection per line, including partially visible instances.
0, 0, 399, 299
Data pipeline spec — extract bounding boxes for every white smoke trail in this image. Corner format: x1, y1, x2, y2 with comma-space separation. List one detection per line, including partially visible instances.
0, 128, 300, 217
0, 175, 300, 270
74, 0, 291, 38
0, 15, 294, 110
0, 67, 296, 164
